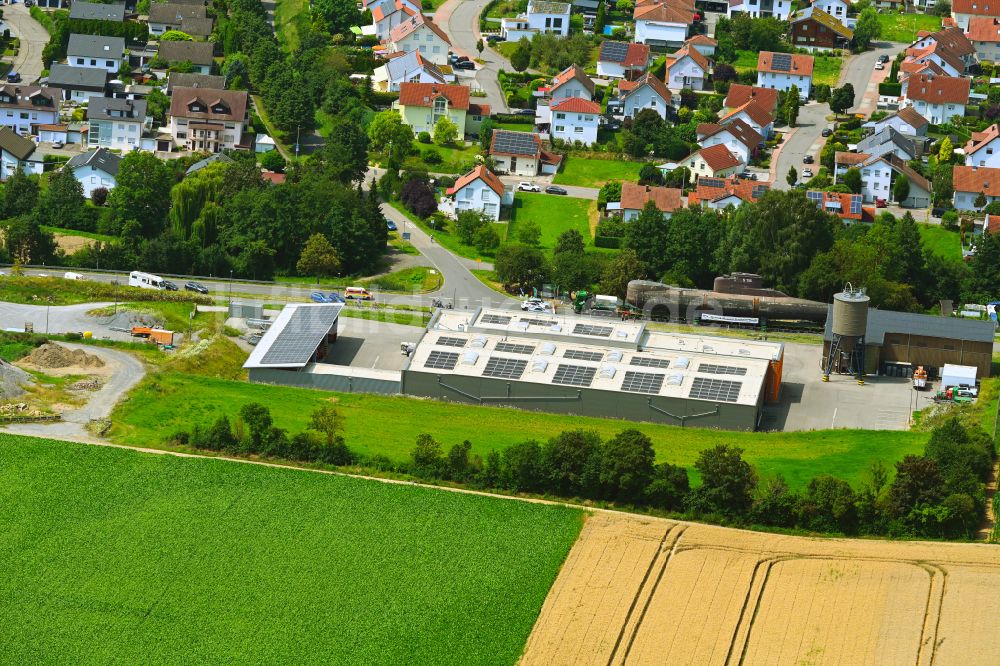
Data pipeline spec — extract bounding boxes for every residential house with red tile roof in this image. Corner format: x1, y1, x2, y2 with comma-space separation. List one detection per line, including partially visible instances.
663, 45, 711, 91
697, 119, 763, 164
619, 181, 685, 220
719, 99, 774, 139
789, 7, 853, 51
867, 106, 929, 136
688, 176, 769, 209
444, 165, 508, 221
684, 34, 717, 57
683, 143, 744, 183
723, 84, 780, 115
756, 51, 813, 100
620, 72, 673, 119
596, 42, 651, 80
953, 165, 1000, 210
547, 65, 596, 101
901, 73, 971, 124
903, 41, 966, 77
547, 97, 601, 146
370, 0, 421, 41
394, 83, 475, 138
633, 0, 696, 47
952, 0, 1000, 31
834, 153, 932, 207
372, 50, 448, 93
804, 190, 876, 224
967, 17, 1000, 61
386, 15, 452, 65
965, 124, 1000, 168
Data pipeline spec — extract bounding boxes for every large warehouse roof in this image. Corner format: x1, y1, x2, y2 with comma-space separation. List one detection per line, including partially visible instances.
823, 307, 996, 345
244, 303, 343, 369
410, 309, 778, 407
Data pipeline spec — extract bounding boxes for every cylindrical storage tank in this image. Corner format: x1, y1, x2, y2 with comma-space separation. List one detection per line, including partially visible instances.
831, 287, 870, 339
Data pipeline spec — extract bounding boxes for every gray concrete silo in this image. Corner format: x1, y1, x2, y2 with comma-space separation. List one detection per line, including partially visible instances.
823, 285, 870, 384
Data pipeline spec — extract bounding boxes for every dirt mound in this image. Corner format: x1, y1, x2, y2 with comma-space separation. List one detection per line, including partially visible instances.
0, 359, 33, 399
24, 344, 106, 369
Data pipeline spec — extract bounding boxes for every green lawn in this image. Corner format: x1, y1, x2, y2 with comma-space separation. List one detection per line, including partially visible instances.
493, 121, 535, 133
388, 201, 507, 262
0, 276, 211, 307
273, 0, 310, 52
918, 223, 963, 263
812, 53, 844, 87
552, 155, 646, 187
0, 434, 581, 664
401, 142, 482, 174
732, 50, 759, 73
509, 193, 596, 256
877, 13, 942, 43
109, 372, 927, 489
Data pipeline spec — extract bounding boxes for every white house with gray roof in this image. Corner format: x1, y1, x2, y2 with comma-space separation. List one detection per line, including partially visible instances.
86, 96, 148, 150
66, 148, 121, 198
67, 34, 126, 74
0, 127, 42, 179
372, 50, 448, 92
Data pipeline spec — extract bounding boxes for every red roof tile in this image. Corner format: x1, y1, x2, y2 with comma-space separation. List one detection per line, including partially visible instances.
953, 0, 998, 16
688, 176, 769, 206
720, 99, 774, 129
724, 84, 779, 114
633, 0, 695, 23
905, 73, 970, 104
895, 106, 930, 128
397, 82, 470, 110
550, 65, 595, 96
620, 72, 671, 103
469, 102, 491, 116
599, 41, 650, 67
698, 143, 742, 171
620, 181, 684, 212
685, 34, 717, 46
953, 165, 1000, 194
447, 165, 505, 196
388, 15, 450, 45
965, 123, 1000, 155
550, 97, 601, 113
666, 45, 710, 73
967, 16, 1000, 42
757, 51, 814, 77
835, 151, 870, 166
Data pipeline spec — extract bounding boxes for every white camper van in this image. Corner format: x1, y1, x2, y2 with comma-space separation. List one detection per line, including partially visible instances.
129, 271, 165, 290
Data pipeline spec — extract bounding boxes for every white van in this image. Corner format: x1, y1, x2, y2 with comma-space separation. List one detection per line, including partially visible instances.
344, 286, 373, 300
129, 270, 165, 290
63, 272, 84, 280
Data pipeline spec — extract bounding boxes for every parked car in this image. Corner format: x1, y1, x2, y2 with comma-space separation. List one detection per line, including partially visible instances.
739, 171, 757, 181
874, 61, 885, 71
184, 281, 209, 294
821, 128, 833, 137
327, 292, 345, 303
486, 34, 502, 43
51, 140, 64, 149
878, 54, 890, 63
246, 333, 262, 346
521, 297, 552, 312
454, 60, 476, 70
802, 168, 813, 179
6, 72, 20, 83
803, 154, 814, 164
310, 292, 329, 303
932, 207, 946, 217
161, 280, 178, 291
518, 181, 540, 192
387, 220, 398, 231
876, 198, 887, 208
545, 185, 568, 195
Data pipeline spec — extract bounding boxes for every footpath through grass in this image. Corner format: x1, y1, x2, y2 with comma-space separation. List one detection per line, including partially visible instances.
553, 155, 645, 187
0, 434, 582, 664
110, 372, 927, 489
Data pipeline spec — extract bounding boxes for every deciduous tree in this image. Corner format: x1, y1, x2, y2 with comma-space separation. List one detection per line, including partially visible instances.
296, 233, 342, 281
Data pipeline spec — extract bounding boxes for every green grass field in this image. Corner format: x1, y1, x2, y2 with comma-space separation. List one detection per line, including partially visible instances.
109, 372, 927, 489
388, 201, 506, 262
402, 142, 481, 174
877, 13, 941, 43
732, 50, 759, 73
273, 0, 310, 52
812, 54, 844, 87
0, 276, 211, 307
509, 193, 596, 255
0, 434, 581, 664
552, 155, 645, 187
918, 223, 963, 262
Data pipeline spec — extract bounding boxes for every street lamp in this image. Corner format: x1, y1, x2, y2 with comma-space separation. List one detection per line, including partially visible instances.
228, 270, 234, 306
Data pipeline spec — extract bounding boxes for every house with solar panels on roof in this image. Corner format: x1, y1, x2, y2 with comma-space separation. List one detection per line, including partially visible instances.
688, 176, 770, 209
400, 307, 785, 431
756, 52, 813, 100
804, 190, 876, 225
489, 130, 562, 176
596, 41, 651, 80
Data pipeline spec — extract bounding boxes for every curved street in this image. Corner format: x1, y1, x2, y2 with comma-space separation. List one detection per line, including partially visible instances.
3, 3, 49, 84
436, 0, 510, 113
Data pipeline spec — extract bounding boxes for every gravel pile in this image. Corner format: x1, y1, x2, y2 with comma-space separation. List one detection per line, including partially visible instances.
0, 360, 32, 399
24, 344, 106, 369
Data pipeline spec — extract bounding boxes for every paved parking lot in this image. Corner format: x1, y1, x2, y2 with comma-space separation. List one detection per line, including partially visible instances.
762, 342, 933, 431
324, 318, 419, 372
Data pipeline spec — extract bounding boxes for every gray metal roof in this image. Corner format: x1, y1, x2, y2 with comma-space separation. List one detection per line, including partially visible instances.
47, 64, 108, 89
69, 1, 126, 21
244, 303, 344, 369
823, 306, 996, 344
66, 147, 121, 176
67, 34, 126, 59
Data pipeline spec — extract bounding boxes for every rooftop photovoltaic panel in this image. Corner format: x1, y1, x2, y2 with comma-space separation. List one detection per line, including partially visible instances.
480, 313, 512, 325
520, 317, 559, 327
483, 357, 528, 379
700, 177, 725, 189
495, 342, 535, 354
771, 53, 792, 72
621, 371, 665, 394
601, 41, 629, 62
631, 356, 671, 369
492, 131, 538, 156
850, 194, 862, 215
425, 350, 460, 370
698, 363, 748, 376
552, 364, 597, 387
806, 190, 824, 204
573, 323, 614, 337
689, 377, 742, 402
564, 349, 603, 362
436, 336, 466, 348
259, 306, 340, 365
751, 185, 769, 198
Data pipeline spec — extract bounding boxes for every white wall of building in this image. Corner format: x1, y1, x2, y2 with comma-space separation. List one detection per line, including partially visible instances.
665, 56, 706, 91
551, 110, 598, 145
634, 20, 687, 46
72, 164, 116, 199
622, 85, 669, 119
757, 70, 812, 99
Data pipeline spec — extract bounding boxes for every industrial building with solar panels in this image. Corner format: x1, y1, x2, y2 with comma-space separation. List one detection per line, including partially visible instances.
402, 308, 785, 431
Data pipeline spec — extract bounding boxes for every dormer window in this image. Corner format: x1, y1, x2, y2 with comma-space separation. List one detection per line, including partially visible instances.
433, 98, 446, 113
209, 99, 230, 114
187, 97, 205, 112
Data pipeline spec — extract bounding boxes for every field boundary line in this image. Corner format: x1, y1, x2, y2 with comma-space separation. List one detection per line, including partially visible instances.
611, 525, 688, 665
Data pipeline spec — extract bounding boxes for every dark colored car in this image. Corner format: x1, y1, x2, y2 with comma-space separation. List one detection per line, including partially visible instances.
803, 154, 814, 164
6, 72, 21, 83
821, 128, 833, 137
184, 281, 209, 294
161, 280, 178, 291
739, 171, 757, 181
545, 185, 568, 195
932, 207, 946, 217
878, 54, 890, 63
454, 60, 476, 70
387, 220, 398, 231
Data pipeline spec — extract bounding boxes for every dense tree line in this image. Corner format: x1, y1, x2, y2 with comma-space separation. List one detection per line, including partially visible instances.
171, 401, 994, 539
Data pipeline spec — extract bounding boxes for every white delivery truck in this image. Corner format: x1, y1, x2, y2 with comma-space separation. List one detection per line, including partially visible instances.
63, 271, 84, 280
129, 271, 165, 290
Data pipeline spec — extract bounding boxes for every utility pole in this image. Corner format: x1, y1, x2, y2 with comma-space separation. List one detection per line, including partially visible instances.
228, 270, 234, 306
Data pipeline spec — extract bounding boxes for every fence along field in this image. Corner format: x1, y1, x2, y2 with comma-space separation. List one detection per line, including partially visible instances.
521, 513, 1000, 665
0, 434, 582, 665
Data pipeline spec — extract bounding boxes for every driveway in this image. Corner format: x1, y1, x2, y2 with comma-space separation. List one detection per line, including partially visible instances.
1, 343, 146, 442
3, 3, 48, 84
436, 0, 509, 113
0, 302, 136, 340
772, 41, 909, 191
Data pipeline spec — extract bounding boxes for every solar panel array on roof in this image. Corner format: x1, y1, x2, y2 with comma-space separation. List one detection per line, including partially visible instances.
621, 371, 665, 394
698, 363, 748, 376
436, 336, 466, 347
521, 317, 558, 327
573, 323, 614, 337
850, 194, 862, 215
552, 364, 597, 387
483, 357, 528, 379
495, 342, 535, 354
771, 53, 792, 71
631, 356, 671, 368
492, 131, 538, 156
689, 376, 742, 402
601, 40, 629, 63
259, 306, 340, 365
564, 349, 603, 362
426, 350, 460, 370
480, 313, 512, 325
751, 185, 768, 198
807, 191, 824, 204
700, 177, 725, 189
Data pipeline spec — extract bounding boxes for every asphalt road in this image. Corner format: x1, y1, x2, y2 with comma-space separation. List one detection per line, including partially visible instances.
4, 3, 48, 84
436, 0, 509, 113
773, 41, 909, 191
